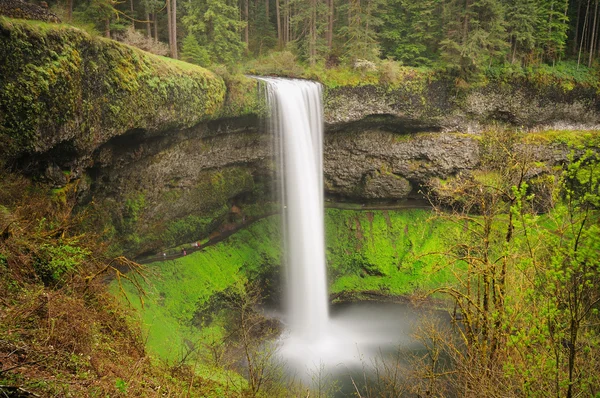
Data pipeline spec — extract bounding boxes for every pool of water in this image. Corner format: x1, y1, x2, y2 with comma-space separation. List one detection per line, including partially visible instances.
266, 300, 451, 396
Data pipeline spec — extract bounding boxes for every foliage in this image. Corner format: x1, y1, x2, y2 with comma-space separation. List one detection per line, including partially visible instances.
115, 26, 170, 56
0, 172, 220, 397
181, 33, 210, 66
424, 132, 600, 396
182, 0, 246, 66
379, 0, 442, 66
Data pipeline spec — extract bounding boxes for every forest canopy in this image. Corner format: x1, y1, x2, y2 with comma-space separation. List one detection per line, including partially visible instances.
37, 0, 600, 78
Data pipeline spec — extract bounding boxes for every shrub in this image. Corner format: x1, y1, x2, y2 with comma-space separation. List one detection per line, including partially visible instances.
378, 59, 402, 85
245, 51, 304, 77
115, 27, 169, 56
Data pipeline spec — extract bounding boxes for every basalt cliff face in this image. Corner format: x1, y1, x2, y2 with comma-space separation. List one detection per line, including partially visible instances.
2, 18, 599, 255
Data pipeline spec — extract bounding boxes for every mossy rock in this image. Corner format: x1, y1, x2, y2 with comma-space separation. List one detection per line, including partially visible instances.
0, 17, 226, 162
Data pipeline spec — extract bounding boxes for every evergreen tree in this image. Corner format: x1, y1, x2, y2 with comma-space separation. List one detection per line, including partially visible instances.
440, 0, 507, 76
338, 0, 384, 62
379, 0, 442, 65
248, 2, 278, 56
183, 0, 246, 65
536, 0, 570, 63
506, 0, 537, 64
181, 33, 211, 65
289, 0, 329, 65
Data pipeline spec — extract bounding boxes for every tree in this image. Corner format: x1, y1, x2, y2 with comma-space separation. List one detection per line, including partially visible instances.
183, 0, 246, 65
166, 0, 178, 58
506, 0, 537, 64
338, 0, 384, 62
181, 33, 211, 65
289, 0, 329, 65
536, 0, 570, 63
440, 0, 507, 76
524, 151, 600, 397
248, 2, 278, 56
379, 0, 442, 65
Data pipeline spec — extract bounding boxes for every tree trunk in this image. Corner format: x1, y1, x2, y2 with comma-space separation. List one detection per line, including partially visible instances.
172, 0, 178, 59
245, 0, 249, 45
105, 19, 111, 38
284, 0, 289, 44
130, 0, 135, 28
154, 13, 159, 42
166, 0, 174, 56
276, 0, 282, 47
309, 0, 316, 65
266, 0, 269, 20
589, 0, 599, 67
146, 13, 151, 37
574, 0, 582, 55
578, 0, 591, 66
327, 0, 334, 50
67, 0, 73, 22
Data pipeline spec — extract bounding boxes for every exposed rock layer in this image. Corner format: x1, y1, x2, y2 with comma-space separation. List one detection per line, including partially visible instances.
2, 18, 600, 254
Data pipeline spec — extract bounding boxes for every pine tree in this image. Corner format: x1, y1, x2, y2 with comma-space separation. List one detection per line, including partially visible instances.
289, 0, 328, 65
379, 0, 442, 65
183, 0, 246, 65
440, 0, 507, 77
248, 2, 277, 56
338, 0, 384, 63
181, 33, 211, 66
536, 0, 570, 63
506, 0, 537, 64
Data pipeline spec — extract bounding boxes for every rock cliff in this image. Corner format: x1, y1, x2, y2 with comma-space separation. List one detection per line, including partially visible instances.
1, 18, 599, 255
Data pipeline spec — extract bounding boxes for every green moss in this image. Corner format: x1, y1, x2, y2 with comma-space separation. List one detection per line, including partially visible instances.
325, 209, 459, 295
161, 207, 229, 249
522, 130, 600, 148
115, 208, 460, 368
216, 72, 267, 118
114, 216, 281, 361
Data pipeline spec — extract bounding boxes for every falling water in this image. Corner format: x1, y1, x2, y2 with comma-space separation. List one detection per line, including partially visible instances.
254, 78, 446, 391
258, 77, 329, 341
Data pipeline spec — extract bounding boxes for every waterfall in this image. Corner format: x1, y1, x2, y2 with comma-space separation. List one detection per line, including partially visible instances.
258, 77, 329, 342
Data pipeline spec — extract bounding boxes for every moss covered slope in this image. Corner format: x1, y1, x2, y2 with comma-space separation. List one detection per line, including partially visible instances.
118, 208, 456, 364
0, 17, 226, 160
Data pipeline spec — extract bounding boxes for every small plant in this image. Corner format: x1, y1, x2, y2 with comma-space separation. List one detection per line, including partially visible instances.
378, 59, 402, 85
115, 378, 127, 393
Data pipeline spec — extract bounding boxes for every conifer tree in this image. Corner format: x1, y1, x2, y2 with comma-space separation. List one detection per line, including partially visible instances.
506, 0, 537, 64
289, 0, 328, 65
181, 33, 211, 65
183, 0, 246, 65
536, 0, 570, 63
338, 0, 383, 62
440, 0, 507, 76
379, 0, 442, 65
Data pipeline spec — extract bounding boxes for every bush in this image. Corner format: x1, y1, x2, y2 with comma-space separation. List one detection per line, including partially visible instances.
378, 59, 402, 85
245, 51, 304, 77
115, 27, 169, 57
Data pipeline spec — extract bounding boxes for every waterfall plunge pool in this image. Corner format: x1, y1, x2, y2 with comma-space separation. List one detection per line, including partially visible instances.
262, 299, 452, 397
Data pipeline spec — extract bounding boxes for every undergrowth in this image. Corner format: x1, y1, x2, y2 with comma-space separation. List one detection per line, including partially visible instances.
0, 172, 239, 397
